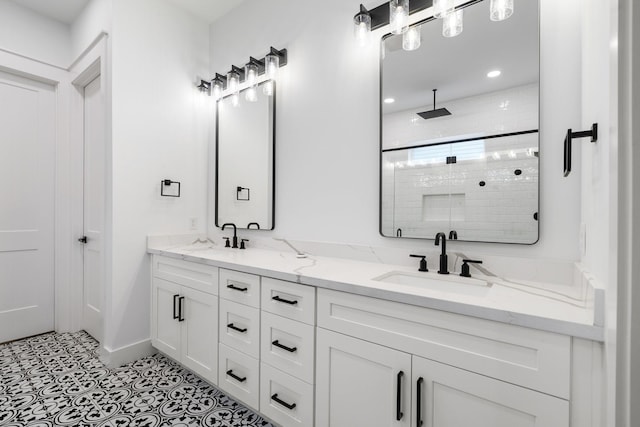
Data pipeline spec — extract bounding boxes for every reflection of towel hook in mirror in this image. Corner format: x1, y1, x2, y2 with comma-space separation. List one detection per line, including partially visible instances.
563, 123, 598, 177
236, 186, 250, 201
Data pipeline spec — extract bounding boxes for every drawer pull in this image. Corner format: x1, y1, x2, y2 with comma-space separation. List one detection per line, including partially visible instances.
272, 340, 297, 353
173, 294, 180, 319
227, 283, 248, 292
272, 295, 298, 305
396, 371, 404, 421
416, 377, 424, 427
226, 369, 247, 383
178, 296, 185, 322
227, 323, 247, 333
271, 393, 297, 410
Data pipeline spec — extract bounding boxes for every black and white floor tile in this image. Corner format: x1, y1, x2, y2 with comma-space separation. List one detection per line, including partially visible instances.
0, 331, 275, 427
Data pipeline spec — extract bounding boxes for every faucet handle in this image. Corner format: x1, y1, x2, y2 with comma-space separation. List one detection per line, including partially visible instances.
223, 237, 230, 248
460, 259, 483, 277
409, 254, 428, 272
240, 239, 249, 250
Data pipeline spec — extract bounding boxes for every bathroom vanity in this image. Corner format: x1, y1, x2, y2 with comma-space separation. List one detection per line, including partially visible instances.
148, 239, 603, 427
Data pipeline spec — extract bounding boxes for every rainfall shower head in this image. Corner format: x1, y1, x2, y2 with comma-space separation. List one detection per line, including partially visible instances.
417, 89, 451, 120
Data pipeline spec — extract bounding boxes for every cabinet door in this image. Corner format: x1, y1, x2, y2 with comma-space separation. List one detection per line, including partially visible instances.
151, 278, 181, 360
316, 328, 412, 427
181, 287, 218, 384
412, 356, 569, 427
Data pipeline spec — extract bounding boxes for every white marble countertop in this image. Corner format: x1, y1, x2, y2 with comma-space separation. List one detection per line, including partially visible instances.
148, 239, 604, 342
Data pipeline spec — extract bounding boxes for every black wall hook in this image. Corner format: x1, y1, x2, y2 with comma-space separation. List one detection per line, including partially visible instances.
563, 123, 598, 177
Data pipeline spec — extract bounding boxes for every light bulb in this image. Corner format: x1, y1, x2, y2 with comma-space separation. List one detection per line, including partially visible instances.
402, 25, 421, 51
245, 63, 258, 87
245, 86, 258, 102
212, 81, 223, 99
227, 71, 239, 93
490, 0, 514, 21
432, 0, 454, 19
231, 93, 239, 107
354, 7, 372, 46
263, 80, 274, 96
442, 9, 463, 37
265, 53, 280, 80
389, 0, 409, 35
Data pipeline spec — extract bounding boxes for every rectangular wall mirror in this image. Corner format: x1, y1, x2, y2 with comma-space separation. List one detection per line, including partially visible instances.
215, 80, 275, 230
380, 0, 539, 244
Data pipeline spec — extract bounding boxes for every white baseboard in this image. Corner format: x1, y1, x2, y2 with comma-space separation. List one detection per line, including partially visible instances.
99, 338, 156, 368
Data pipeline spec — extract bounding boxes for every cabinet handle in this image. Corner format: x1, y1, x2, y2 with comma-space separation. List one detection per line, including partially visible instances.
416, 377, 424, 427
178, 296, 185, 322
271, 393, 296, 410
173, 294, 180, 319
272, 295, 298, 305
227, 283, 248, 292
272, 340, 297, 353
226, 369, 246, 383
227, 323, 247, 333
396, 371, 404, 421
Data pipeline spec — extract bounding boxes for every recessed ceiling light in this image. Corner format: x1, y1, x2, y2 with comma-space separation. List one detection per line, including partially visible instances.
487, 70, 501, 78
384, 98, 395, 104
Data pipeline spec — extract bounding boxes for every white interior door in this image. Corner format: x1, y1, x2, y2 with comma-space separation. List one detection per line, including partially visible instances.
81, 75, 104, 341
0, 70, 56, 343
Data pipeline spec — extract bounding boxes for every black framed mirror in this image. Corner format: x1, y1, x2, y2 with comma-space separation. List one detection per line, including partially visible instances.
380, 0, 539, 244
215, 80, 275, 230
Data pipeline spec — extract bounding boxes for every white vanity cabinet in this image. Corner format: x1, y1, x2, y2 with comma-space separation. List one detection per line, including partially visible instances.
315, 288, 571, 427
151, 256, 219, 385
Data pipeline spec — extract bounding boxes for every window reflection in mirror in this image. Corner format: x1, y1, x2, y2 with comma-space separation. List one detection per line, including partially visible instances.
380, 0, 539, 244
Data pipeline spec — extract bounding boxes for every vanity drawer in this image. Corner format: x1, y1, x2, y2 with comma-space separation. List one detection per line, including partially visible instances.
260, 363, 314, 427
317, 288, 571, 399
261, 278, 316, 325
218, 343, 260, 411
219, 299, 260, 358
219, 269, 260, 308
261, 312, 315, 384
152, 255, 218, 295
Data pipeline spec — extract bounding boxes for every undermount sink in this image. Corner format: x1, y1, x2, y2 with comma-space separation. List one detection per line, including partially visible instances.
372, 270, 491, 297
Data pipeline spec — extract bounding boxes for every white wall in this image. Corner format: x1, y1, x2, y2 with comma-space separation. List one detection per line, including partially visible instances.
0, 1, 71, 67
208, 0, 582, 262
70, 0, 112, 61
106, 0, 210, 350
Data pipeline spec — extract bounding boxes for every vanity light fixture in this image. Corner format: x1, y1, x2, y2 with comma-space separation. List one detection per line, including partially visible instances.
226, 67, 242, 95
389, 0, 409, 34
442, 9, 463, 37
354, 4, 372, 46
402, 24, 421, 50
432, 0, 454, 18
245, 58, 261, 102
490, 0, 514, 21
197, 79, 211, 95
211, 73, 227, 99
487, 69, 501, 78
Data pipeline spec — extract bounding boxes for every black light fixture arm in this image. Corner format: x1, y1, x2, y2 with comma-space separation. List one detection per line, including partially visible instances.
563, 123, 598, 177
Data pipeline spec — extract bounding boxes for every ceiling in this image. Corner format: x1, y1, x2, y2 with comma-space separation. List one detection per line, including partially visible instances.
8, 0, 245, 25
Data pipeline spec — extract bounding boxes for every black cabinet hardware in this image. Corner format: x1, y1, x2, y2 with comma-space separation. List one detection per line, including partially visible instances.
272, 295, 298, 305
271, 393, 296, 410
410, 254, 428, 272
272, 340, 297, 353
460, 259, 483, 278
173, 294, 180, 319
396, 371, 404, 421
227, 283, 248, 292
227, 323, 247, 333
226, 369, 246, 383
178, 296, 185, 322
564, 123, 598, 177
78, 236, 88, 244
416, 377, 424, 427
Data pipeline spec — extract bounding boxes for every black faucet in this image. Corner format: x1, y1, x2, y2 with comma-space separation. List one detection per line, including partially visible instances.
221, 223, 238, 248
247, 222, 260, 230
449, 230, 458, 240
434, 232, 449, 274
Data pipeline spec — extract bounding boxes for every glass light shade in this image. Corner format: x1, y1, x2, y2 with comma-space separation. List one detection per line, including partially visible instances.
402, 25, 421, 51
432, 0, 454, 19
389, 0, 409, 35
442, 9, 463, 37
263, 80, 274, 96
231, 92, 239, 107
490, 0, 514, 21
245, 86, 258, 102
245, 63, 258, 86
227, 71, 239, 93
354, 12, 372, 46
265, 53, 280, 80
212, 81, 223, 99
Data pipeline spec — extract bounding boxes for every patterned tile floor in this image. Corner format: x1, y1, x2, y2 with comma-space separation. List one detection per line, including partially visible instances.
0, 331, 275, 426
